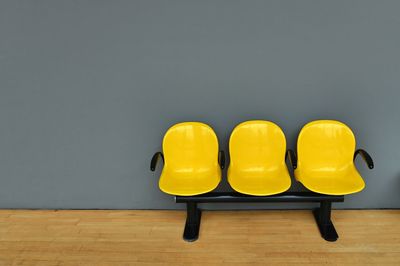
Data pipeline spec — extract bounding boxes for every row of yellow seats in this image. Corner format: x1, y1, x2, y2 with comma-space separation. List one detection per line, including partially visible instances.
150, 120, 373, 197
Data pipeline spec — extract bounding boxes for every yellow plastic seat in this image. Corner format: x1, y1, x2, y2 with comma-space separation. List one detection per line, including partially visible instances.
156, 122, 222, 196
295, 120, 366, 195
228, 120, 291, 196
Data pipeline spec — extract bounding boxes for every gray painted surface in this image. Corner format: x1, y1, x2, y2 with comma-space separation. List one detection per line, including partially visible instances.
1, 0, 399, 209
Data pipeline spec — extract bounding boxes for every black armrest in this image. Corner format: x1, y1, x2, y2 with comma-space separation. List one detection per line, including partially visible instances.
286, 149, 297, 169
150, 152, 164, 171
354, 149, 374, 169
219, 150, 225, 169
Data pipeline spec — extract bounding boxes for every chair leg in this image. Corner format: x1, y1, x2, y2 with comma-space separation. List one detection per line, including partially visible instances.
313, 201, 339, 242
183, 202, 202, 242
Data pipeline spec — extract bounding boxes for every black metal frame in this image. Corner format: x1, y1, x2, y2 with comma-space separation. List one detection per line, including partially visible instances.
176, 192, 344, 242
151, 147, 373, 243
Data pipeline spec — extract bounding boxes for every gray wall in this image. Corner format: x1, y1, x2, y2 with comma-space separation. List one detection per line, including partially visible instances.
1, 0, 399, 209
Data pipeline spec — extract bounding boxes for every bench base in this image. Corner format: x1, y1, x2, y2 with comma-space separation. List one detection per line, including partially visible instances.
178, 192, 343, 242
313, 201, 339, 242
183, 202, 202, 242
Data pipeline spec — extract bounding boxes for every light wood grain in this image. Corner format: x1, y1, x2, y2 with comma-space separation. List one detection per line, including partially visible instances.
0, 210, 399, 265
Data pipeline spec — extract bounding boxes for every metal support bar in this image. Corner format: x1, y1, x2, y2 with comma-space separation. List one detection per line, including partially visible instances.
183, 202, 202, 242
313, 201, 338, 242
176, 192, 343, 242
176, 192, 344, 203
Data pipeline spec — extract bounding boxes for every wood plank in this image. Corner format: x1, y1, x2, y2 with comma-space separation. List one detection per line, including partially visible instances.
0, 210, 399, 265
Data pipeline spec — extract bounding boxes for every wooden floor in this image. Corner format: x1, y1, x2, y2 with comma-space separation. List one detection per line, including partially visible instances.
0, 210, 399, 265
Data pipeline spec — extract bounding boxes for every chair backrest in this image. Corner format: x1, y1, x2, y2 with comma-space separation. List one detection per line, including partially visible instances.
163, 122, 219, 170
297, 120, 356, 170
229, 120, 286, 170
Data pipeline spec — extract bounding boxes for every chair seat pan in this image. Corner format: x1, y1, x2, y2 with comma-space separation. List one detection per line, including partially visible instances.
228, 166, 291, 196
294, 165, 365, 195
159, 167, 221, 196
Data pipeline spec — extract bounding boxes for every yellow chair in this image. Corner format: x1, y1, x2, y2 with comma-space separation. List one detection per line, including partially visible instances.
228, 120, 291, 196
293, 120, 374, 195
150, 122, 224, 196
